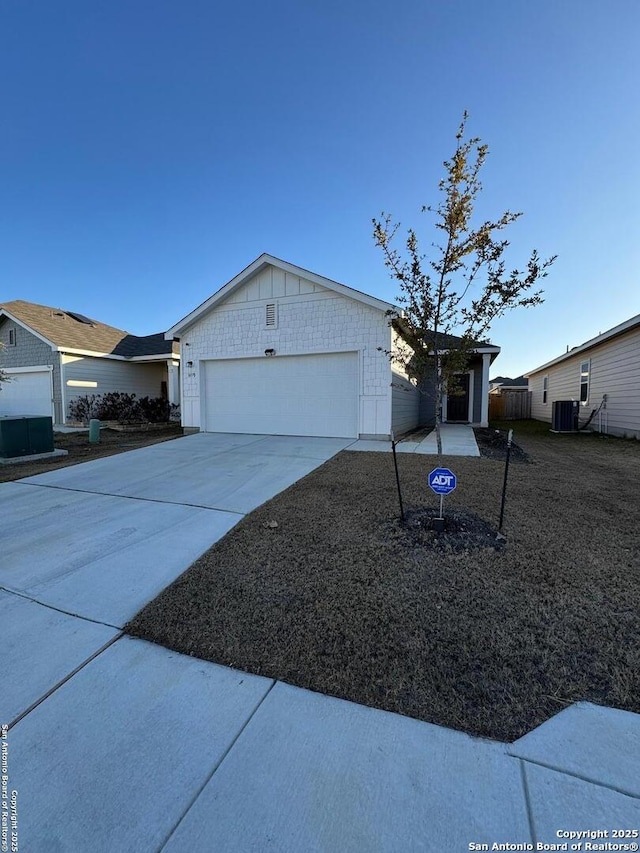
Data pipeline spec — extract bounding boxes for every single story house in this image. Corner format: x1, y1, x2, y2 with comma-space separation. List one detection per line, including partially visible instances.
166, 254, 500, 439
489, 375, 529, 393
524, 313, 640, 439
0, 300, 180, 424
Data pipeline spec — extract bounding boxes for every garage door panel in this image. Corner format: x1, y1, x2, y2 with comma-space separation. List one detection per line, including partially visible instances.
204, 353, 358, 438
0, 370, 53, 418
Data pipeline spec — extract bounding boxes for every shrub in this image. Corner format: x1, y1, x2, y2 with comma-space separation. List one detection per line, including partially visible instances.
137, 396, 171, 423
94, 392, 140, 422
68, 393, 176, 424
68, 395, 99, 424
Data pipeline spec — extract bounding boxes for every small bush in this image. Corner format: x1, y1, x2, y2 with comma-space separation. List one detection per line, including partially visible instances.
137, 396, 171, 423
95, 392, 140, 422
68, 395, 99, 424
68, 393, 176, 425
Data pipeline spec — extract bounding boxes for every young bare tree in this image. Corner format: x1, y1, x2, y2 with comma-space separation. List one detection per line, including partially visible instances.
373, 113, 556, 452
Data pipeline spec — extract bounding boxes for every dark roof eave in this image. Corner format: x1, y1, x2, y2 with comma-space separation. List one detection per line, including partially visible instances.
524, 313, 640, 376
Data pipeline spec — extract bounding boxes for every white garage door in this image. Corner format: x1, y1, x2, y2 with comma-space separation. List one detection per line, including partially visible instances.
203, 352, 359, 438
0, 369, 53, 417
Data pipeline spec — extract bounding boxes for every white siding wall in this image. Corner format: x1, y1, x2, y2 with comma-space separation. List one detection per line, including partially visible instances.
180, 265, 393, 438
390, 328, 414, 379
391, 371, 420, 437
63, 355, 167, 418
529, 327, 640, 438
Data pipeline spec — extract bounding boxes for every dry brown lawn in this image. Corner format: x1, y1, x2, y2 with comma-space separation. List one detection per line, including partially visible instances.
0, 425, 184, 483
127, 425, 640, 741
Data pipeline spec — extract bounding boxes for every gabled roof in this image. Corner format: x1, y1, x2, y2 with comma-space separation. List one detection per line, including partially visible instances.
524, 312, 640, 376
111, 332, 178, 358
490, 375, 528, 387
0, 300, 178, 359
392, 318, 500, 359
166, 253, 397, 338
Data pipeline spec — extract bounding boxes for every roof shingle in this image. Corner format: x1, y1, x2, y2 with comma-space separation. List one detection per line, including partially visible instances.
0, 300, 177, 358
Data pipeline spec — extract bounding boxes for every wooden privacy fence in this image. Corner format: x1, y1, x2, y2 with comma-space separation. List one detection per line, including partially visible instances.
489, 390, 532, 421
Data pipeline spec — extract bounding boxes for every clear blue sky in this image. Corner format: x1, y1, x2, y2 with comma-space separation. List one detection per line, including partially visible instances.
2, 0, 638, 377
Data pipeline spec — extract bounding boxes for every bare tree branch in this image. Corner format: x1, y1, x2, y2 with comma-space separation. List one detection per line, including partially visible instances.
373, 113, 556, 452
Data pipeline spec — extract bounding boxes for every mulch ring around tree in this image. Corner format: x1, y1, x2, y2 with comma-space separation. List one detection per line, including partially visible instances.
385, 506, 506, 552
473, 427, 530, 462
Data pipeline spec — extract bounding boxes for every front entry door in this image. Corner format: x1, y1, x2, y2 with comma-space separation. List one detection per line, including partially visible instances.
446, 374, 470, 422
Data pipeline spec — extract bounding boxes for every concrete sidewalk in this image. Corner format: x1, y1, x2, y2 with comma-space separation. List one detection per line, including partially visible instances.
7, 628, 640, 852
347, 423, 481, 456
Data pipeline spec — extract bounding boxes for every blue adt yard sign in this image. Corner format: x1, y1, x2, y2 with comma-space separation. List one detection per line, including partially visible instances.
428, 468, 457, 495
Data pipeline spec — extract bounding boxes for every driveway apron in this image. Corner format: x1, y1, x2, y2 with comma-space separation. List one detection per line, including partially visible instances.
1, 433, 352, 626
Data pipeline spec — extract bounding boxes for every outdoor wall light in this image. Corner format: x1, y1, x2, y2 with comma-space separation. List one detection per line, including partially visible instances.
264, 348, 276, 357
187, 360, 193, 367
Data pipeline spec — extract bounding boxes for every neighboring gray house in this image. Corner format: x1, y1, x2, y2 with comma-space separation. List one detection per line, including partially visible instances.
166, 254, 499, 439
0, 300, 180, 424
525, 313, 640, 439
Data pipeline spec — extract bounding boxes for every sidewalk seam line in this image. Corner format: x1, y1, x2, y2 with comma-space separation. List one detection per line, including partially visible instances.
8, 632, 123, 730
509, 753, 640, 800
156, 678, 278, 852
518, 758, 538, 847
0, 586, 121, 629
11, 482, 246, 515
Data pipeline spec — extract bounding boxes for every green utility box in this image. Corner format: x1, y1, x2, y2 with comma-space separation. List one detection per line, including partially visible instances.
0, 416, 55, 458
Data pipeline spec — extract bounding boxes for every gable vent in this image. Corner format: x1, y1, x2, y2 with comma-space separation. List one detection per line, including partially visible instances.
265, 303, 277, 327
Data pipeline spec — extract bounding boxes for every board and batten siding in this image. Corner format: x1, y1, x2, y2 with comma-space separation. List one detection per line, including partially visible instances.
63, 355, 167, 418
529, 326, 640, 438
180, 264, 394, 439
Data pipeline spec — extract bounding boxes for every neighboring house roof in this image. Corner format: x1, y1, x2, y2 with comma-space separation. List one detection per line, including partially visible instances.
0, 300, 178, 359
166, 253, 397, 338
490, 375, 528, 388
393, 317, 500, 359
491, 375, 527, 386
112, 333, 178, 358
524, 313, 640, 376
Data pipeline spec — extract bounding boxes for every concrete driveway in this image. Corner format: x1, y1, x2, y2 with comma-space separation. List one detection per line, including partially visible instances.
1, 432, 352, 626
3, 432, 640, 851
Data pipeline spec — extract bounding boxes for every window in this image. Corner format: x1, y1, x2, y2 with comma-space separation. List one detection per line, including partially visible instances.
542, 376, 548, 404
265, 302, 277, 328
580, 360, 590, 404
8, 328, 16, 346
66, 380, 98, 388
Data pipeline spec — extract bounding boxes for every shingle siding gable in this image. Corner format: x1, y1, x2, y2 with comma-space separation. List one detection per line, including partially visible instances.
180, 284, 393, 437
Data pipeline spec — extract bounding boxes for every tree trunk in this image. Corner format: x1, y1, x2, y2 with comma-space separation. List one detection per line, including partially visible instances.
434, 349, 443, 455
